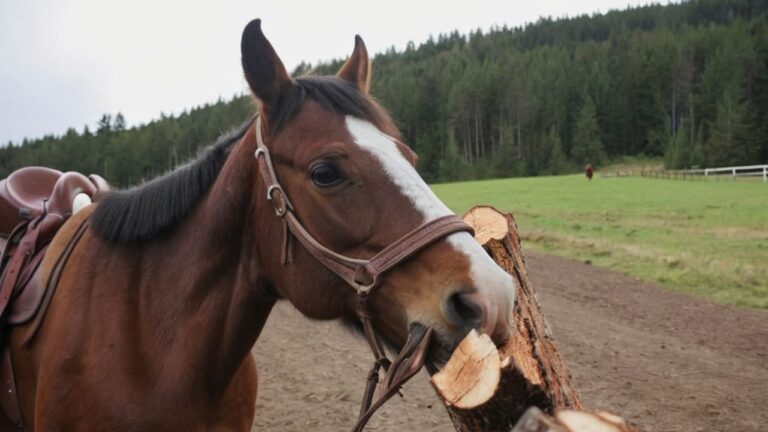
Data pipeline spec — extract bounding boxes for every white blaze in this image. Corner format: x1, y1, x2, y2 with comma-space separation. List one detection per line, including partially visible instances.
345, 116, 515, 305
344, 117, 453, 220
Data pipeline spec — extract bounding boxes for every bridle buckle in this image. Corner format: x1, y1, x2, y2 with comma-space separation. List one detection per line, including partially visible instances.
266, 185, 288, 217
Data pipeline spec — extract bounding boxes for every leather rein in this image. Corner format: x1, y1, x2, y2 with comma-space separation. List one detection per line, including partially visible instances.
252, 116, 473, 431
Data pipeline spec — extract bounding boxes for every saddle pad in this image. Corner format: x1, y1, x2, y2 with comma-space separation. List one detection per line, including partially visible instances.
7, 205, 94, 325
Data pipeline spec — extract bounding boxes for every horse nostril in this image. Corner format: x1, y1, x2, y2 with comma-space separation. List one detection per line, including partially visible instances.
444, 292, 483, 328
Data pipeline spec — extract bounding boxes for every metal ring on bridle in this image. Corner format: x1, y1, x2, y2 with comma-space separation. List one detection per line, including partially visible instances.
353, 267, 377, 293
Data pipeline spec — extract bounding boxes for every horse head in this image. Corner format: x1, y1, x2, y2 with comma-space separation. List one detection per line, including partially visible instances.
241, 20, 515, 368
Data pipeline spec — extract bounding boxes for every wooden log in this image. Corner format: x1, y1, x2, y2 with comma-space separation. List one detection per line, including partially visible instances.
511, 407, 636, 432
430, 205, 586, 431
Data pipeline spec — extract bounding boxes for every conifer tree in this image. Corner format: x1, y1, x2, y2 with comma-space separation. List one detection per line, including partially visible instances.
571, 94, 606, 166
545, 127, 569, 174
706, 86, 754, 166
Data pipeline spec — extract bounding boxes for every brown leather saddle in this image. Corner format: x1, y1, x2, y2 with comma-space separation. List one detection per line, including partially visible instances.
0, 166, 109, 429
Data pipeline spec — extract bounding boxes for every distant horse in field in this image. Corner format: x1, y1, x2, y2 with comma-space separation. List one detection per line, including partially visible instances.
585, 163, 594, 181
1, 20, 515, 430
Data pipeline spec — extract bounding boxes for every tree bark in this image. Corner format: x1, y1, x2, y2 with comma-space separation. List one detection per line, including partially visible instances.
431, 206, 587, 431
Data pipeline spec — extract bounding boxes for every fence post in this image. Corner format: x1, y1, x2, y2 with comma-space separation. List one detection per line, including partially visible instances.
764, 166, 767, 183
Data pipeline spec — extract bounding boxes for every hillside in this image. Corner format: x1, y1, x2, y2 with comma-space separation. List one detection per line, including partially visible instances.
2, 0, 767, 186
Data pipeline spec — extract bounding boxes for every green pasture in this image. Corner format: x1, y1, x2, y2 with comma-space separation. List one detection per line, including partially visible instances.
432, 175, 768, 308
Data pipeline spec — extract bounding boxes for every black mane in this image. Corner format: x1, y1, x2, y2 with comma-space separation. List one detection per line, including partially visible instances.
91, 119, 252, 243
91, 76, 384, 244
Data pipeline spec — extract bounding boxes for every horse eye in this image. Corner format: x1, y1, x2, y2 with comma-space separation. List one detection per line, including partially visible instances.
309, 163, 343, 187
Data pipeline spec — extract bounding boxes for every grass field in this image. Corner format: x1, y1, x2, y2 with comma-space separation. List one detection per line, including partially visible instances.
432, 175, 768, 308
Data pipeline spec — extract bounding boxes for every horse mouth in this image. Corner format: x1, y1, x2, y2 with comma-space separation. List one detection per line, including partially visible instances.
409, 323, 460, 375
418, 325, 511, 375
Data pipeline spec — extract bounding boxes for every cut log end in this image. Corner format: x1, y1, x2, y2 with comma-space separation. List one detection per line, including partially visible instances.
511, 407, 637, 432
463, 205, 510, 245
555, 410, 636, 432
430, 330, 501, 409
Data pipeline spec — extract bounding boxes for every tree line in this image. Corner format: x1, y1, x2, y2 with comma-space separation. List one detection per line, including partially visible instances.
2, 0, 766, 186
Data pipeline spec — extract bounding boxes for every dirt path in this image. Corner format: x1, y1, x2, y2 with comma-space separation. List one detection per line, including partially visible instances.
251, 253, 768, 431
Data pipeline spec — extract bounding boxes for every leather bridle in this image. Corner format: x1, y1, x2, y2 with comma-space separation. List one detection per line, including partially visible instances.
253, 116, 473, 431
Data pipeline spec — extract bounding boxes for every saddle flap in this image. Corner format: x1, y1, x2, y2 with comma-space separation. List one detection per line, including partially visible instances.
6, 254, 45, 325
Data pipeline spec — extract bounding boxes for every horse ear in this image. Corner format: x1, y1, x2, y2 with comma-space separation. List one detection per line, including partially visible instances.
241, 19, 293, 111
337, 35, 371, 93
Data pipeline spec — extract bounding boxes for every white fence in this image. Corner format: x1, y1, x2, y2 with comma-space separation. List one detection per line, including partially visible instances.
702, 164, 768, 182
603, 164, 768, 182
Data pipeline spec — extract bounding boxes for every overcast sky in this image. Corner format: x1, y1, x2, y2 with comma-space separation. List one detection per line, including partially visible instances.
0, 0, 667, 144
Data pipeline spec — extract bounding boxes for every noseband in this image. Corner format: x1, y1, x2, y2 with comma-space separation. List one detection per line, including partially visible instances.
253, 116, 473, 431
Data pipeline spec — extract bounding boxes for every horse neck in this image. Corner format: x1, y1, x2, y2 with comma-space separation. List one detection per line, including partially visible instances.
133, 126, 275, 395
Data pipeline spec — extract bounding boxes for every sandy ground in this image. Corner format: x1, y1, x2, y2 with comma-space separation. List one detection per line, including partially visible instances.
251, 252, 768, 431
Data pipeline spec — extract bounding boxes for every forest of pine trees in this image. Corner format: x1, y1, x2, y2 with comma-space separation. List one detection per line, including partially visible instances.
1, 0, 766, 186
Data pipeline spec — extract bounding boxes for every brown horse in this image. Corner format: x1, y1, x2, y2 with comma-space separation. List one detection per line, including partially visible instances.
4, 20, 515, 430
